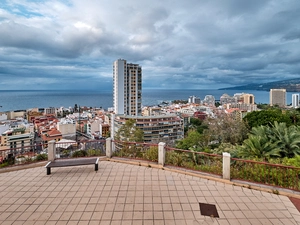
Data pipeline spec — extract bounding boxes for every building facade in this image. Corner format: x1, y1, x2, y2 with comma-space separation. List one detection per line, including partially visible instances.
188, 96, 201, 104
0, 128, 34, 151
113, 114, 184, 144
270, 89, 286, 107
113, 59, 142, 116
241, 93, 255, 104
292, 94, 299, 108
203, 95, 215, 106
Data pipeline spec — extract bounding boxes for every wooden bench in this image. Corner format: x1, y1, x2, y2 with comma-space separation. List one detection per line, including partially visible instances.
45, 157, 99, 175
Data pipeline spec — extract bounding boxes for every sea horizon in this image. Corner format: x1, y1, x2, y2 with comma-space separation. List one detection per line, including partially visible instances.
0, 89, 298, 112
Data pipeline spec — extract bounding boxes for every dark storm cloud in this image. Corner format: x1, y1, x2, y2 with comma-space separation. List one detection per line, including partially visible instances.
0, 0, 299, 90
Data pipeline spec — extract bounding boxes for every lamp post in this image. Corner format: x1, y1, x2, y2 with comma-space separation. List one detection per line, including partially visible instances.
76, 105, 80, 146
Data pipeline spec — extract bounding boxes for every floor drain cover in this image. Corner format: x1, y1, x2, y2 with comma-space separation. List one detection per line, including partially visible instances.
199, 203, 219, 218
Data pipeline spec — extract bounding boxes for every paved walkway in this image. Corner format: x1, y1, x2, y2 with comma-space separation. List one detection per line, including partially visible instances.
0, 161, 299, 225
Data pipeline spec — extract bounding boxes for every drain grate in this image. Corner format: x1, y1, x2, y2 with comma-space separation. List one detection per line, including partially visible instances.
199, 203, 219, 218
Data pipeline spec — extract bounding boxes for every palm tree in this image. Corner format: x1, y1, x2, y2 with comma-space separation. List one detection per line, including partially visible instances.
270, 122, 300, 158
249, 125, 271, 138
287, 109, 300, 125
238, 135, 281, 161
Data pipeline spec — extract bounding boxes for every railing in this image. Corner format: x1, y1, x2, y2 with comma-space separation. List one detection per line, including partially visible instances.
0, 143, 46, 167
1, 139, 300, 192
55, 139, 106, 159
165, 147, 223, 176
112, 140, 158, 162
231, 158, 300, 191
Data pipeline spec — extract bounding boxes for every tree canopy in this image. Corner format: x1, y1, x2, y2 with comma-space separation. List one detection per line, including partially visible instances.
115, 119, 144, 142
243, 109, 292, 128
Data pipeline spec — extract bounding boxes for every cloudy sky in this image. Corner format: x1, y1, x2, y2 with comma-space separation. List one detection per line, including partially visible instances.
0, 0, 299, 90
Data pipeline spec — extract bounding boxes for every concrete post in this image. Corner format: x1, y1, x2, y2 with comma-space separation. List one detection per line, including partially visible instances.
158, 142, 166, 166
48, 140, 56, 162
106, 138, 112, 158
222, 152, 231, 180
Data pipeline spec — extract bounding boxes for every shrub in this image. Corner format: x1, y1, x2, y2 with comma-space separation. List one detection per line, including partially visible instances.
166, 151, 186, 167
36, 153, 48, 161
143, 146, 158, 161
72, 150, 87, 158
0, 162, 10, 168
86, 149, 103, 156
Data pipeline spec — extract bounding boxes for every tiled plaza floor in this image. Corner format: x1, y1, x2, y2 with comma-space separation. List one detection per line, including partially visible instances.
0, 160, 299, 225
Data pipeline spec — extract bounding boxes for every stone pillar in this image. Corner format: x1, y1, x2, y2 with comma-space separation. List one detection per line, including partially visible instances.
106, 138, 112, 158
158, 142, 166, 166
222, 152, 231, 180
48, 140, 56, 162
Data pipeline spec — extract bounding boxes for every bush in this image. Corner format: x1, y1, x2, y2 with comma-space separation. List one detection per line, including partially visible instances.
166, 151, 186, 167
143, 146, 158, 161
0, 162, 10, 168
86, 149, 103, 156
231, 160, 300, 190
72, 150, 88, 158
113, 143, 144, 158
36, 153, 48, 161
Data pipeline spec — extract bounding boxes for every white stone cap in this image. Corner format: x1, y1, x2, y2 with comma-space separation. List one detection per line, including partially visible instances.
222, 152, 231, 157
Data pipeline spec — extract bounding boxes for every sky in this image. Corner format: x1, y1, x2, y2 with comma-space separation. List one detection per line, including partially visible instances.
0, 0, 300, 90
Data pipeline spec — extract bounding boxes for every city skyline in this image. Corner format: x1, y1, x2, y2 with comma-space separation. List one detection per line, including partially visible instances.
1, 0, 300, 90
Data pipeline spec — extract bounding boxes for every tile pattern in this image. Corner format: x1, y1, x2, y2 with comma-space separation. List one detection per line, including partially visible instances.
0, 161, 299, 225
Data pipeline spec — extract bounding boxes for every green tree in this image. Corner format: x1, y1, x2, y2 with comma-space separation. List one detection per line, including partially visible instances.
188, 118, 208, 134
115, 119, 144, 142
243, 109, 292, 128
212, 142, 239, 158
270, 122, 300, 158
287, 109, 300, 125
238, 135, 281, 161
176, 130, 203, 150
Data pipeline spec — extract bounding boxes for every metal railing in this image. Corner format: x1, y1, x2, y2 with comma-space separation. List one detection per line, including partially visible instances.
231, 157, 300, 191
0, 143, 46, 167
55, 139, 106, 159
1, 140, 300, 192
165, 147, 223, 176
112, 140, 158, 162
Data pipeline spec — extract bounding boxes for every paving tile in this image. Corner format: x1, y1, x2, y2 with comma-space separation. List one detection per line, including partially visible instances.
0, 161, 299, 225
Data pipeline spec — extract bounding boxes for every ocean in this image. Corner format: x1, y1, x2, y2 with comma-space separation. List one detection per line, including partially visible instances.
0, 89, 298, 112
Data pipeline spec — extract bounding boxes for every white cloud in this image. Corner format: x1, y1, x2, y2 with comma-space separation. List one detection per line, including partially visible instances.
0, 0, 299, 90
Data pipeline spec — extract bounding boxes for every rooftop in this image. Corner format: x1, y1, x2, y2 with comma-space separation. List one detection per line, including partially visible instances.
0, 160, 299, 224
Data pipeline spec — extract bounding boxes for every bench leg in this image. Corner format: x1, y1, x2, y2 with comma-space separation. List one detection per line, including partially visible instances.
95, 163, 98, 171
47, 167, 51, 175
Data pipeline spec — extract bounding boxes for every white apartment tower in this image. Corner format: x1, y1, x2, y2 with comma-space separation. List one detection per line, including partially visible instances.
113, 59, 142, 116
292, 94, 299, 108
270, 89, 286, 107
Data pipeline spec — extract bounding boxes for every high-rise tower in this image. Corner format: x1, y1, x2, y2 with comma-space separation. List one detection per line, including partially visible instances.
113, 59, 142, 116
292, 94, 299, 108
270, 89, 286, 107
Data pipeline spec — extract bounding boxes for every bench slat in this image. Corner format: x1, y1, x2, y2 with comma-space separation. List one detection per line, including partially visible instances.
46, 158, 98, 168
45, 158, 99, 175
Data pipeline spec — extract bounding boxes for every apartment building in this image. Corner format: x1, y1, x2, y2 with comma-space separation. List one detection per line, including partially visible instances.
225, 102, 257, 112
57, 118, 76, 137
220, 94, 236, 104
240, 93, 255, 104
270, 89, 286, 107
292, 94, 299, 108
113, 114, 184, 144
113, 59, 142, 116
44, 107, 56, 116
188, 96, 201, 104
41, 128, 62, 149
203, 95, 215, 106
1, 127, 34, 151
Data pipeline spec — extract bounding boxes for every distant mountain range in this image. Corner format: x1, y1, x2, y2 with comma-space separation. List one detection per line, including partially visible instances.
219, 78, 300, 92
